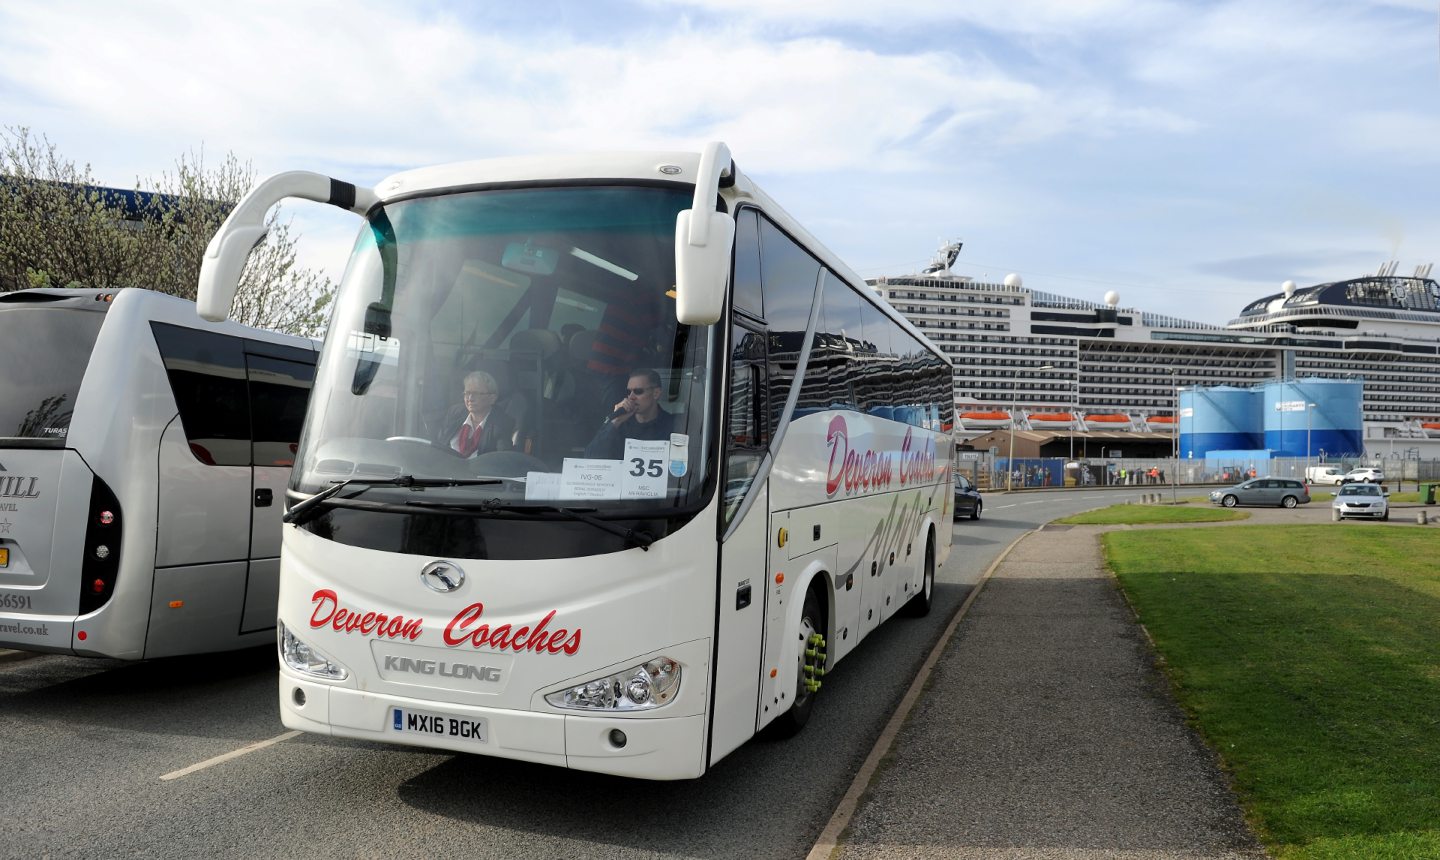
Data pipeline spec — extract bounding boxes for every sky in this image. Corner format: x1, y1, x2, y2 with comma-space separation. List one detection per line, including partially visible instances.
2, 0, 1438, 326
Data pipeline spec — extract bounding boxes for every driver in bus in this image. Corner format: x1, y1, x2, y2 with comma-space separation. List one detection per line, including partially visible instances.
584, 368, 673, 459
436, 370, 515, 458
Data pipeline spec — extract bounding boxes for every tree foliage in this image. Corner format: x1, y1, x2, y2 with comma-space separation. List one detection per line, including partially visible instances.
0, 127, 334, 336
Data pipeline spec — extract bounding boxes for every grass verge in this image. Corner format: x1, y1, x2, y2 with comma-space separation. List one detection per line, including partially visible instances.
1105, 525, 1440, 858
1056, 505, 1248, 525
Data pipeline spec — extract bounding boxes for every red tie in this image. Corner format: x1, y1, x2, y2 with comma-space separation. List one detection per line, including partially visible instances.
459, 423, 483, 456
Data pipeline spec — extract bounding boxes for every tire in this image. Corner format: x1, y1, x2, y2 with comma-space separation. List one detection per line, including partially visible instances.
903, 536, 935, 618
1281, 495, 1298, 508
1381, 510, 1389, 521
1222, 495, 1238, 508
970, 501, 982, 521
769, 587, 826, 738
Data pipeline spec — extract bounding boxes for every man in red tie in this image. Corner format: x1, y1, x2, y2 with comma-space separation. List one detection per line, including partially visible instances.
438, 371, 515, 458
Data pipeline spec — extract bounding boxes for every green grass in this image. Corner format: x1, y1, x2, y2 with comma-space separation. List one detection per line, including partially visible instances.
1056, 504, 1249, 525
1104, 525, 1440, 858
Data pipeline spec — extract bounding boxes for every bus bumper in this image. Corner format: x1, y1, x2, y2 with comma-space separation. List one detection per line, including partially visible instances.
279, 672, 708, 780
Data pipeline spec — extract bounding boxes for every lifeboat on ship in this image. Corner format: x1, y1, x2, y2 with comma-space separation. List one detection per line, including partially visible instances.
958, 410, 1014, 430
1420, 422, 1440, 439
1083, 413, 1134, 431
1145, 415, 1177, 431
1026, 412, 1077, 430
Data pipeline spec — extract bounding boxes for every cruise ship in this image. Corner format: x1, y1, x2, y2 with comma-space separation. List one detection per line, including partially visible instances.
869, 242, 1440, 460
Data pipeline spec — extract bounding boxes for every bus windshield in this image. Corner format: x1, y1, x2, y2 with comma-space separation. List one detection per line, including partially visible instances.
296, 184, 714, 517
0, 306, 104, 445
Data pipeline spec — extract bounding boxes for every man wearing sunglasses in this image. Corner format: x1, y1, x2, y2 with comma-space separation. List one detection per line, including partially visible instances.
584, 368, 673, 459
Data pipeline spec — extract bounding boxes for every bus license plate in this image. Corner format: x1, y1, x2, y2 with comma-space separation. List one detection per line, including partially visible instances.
390, 707, 488, 744
0, 548, 8, 568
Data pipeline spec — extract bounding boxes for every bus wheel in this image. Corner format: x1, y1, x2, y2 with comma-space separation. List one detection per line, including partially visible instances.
770, 588, 827, 738
902, 536, 935, 618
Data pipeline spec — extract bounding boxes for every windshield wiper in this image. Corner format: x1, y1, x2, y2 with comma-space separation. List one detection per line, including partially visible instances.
403, 498, 656, 551
283, 475, 502, 526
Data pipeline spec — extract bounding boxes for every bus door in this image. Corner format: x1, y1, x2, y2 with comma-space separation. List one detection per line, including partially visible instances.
242, 351, 315, 633
711, 321, 770, 758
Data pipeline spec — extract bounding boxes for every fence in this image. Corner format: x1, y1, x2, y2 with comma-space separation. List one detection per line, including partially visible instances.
960, 455, 1440, 491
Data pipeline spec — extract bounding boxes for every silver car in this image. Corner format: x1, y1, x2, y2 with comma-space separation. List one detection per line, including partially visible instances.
1333, 482, 1389, 520
1209, 477, 1311, 508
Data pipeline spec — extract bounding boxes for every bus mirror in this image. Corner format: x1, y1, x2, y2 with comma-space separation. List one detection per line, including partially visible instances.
197, 225, 267, 322
674, 209, 733, 326
198, 171, 376, 322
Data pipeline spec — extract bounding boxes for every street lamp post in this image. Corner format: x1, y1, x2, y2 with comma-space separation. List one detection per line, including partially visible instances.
1170, 367, 1179, 505
1006, 363, 1053, 491
1070, 371, 1078, 463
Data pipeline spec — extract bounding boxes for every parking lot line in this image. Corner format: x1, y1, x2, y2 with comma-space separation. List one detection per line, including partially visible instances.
160, 731, 302, 781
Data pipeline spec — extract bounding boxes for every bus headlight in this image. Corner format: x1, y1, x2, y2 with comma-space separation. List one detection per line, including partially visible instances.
278, 621, 348, 680
545, 657, 681, 711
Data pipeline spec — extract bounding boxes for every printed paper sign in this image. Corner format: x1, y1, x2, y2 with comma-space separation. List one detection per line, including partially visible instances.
560, 458, 622, 499
524, 471, 561, 501
622, 439, 670, 499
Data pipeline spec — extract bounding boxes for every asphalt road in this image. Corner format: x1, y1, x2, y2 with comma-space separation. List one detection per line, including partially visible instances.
0, 487, 1150, 859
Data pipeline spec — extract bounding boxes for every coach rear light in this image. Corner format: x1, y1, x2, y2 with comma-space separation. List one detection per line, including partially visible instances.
279, 621, 348, 680
545, 657, 681, 712
79, 476, 122, 615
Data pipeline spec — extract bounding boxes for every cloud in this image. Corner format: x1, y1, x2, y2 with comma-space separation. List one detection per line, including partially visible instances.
1192, 250, 1387, 283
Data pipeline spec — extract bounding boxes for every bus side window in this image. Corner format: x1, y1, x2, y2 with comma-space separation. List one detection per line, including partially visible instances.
731, 209, 762, 317
151, 323, 251, 466
757, 215, 820, 436
246, 354, 316, 467
722, 323, 767, 526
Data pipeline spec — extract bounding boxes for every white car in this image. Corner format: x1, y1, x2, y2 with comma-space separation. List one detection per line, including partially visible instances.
1333, 482, 1388, 520
1343, 467, 1385, 484
1305, 466, 1346, 485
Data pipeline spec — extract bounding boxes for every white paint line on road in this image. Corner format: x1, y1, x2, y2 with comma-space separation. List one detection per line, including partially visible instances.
806, 529, 1035, 860
0, 649, 40, 665
160, 731, 302, 781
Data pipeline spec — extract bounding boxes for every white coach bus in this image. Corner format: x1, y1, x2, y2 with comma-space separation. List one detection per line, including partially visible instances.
197, 143, 955, 779
0, 288, 317, 659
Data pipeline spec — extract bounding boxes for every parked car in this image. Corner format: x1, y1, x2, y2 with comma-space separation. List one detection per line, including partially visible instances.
1343, 467, 1384, 484
953, 474, 983, 520
1332, 482, 1389, 520
1209, 477, 1311, 508
1305, 465, 1346, 485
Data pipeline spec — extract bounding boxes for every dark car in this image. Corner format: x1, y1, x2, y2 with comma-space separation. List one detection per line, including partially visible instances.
953, 474, 983, 520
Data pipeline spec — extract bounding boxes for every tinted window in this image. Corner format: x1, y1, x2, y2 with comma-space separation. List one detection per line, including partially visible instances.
248, 355, 316, 467
758, 217, 820, 434
723, 322, 768, 526
731, 209, 763, 317
0, 306, 105, 444
152, 323, 251, 466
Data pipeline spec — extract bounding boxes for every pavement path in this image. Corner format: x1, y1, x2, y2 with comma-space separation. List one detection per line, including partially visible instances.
825, 518, 1279, 859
